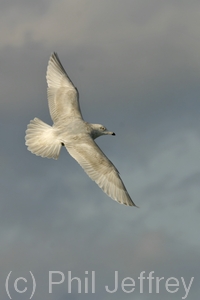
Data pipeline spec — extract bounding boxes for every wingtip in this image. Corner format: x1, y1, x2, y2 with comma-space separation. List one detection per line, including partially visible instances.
50, 51, 57, 58
125, 202, 139, 208
49, 52, 59, 65
130, 200, 139, 208
134, 204, 140, 208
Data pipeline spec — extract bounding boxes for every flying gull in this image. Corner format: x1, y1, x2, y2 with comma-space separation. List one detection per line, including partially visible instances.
25, 53, 137, 207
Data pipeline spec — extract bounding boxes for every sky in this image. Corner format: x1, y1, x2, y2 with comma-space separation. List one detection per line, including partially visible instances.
1, 0, 200, 299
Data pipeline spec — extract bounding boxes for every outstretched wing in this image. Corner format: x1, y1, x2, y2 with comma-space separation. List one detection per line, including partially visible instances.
46, 52, 83, 124
66, 136, 136, 206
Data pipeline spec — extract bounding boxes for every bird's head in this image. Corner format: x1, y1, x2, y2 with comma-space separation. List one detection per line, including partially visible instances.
91, 124, 115, 139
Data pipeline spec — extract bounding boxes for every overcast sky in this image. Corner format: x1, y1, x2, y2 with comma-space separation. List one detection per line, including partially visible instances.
1, 0, 200, 299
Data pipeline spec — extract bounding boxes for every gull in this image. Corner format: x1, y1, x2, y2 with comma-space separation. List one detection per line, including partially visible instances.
25, 53, 137, 206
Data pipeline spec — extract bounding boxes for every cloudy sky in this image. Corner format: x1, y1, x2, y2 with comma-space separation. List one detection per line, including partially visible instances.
1, 0, 200, 299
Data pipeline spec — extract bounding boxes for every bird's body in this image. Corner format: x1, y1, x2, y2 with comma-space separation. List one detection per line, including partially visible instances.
25, 53, 137, 207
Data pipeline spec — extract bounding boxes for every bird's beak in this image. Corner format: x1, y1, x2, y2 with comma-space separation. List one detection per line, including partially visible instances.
107, 131, 115, 136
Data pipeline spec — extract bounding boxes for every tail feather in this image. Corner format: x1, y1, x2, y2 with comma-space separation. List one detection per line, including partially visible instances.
25, 118, 62, 159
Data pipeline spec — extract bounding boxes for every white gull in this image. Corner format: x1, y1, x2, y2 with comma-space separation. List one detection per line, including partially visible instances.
25, 53, 137, 207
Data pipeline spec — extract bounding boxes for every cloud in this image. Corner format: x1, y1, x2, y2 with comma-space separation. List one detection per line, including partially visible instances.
1, 0, 200, 299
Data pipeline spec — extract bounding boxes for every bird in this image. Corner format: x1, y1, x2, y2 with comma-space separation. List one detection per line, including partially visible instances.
25, 52, 137, 207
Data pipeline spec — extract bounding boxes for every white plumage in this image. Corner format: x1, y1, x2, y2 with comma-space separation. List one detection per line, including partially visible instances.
25, 53, 137, 207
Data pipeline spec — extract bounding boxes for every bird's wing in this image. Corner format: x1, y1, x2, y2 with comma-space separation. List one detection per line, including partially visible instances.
65, 136, 136, 206
46, 52, 83, 124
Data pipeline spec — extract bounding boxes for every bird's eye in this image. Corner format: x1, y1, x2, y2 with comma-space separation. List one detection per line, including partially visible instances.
100, 126, 105, 131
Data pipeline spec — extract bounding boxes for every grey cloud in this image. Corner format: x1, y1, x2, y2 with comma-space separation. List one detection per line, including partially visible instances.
1, 0, 200, 299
